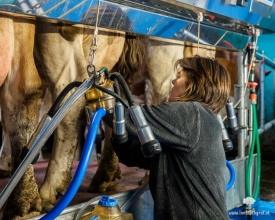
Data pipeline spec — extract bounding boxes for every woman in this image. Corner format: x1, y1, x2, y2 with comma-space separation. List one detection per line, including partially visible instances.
104, 55, 231, 219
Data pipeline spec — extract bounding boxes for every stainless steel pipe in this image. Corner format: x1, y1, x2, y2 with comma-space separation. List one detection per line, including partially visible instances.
258, 119, 275, 136
236, 51, 248, 158
259, 58, 265, 128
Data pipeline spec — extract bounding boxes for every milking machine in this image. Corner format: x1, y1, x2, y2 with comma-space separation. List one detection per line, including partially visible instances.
40, 66, 163, 219
0, 60, 237, 219
0, 63, 162, 218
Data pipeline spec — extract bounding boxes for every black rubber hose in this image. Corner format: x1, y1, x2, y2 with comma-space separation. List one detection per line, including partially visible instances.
94, 84, 129, 109
109, 72, 135, 107
48, 81, 82, 117
113, 78, 121, 99
100, 67, 121, 101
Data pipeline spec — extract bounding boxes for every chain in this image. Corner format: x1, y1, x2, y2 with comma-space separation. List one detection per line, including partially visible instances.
88, 29, 98, 71
26, 0, 47, 14
87, 0, 101, 76
197, 12, 203, 55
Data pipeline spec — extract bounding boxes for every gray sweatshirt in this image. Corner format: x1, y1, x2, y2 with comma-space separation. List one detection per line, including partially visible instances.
104, 101, 229, 220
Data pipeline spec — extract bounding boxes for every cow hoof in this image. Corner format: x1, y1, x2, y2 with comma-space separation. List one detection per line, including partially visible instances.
41, 202, 55, 213
2, 196, 41, 220
40, 192, 62, 212
39, 176, 70, 212
0, 169, 11, 178
88, 179, 119, 193
11, 211, 41, 220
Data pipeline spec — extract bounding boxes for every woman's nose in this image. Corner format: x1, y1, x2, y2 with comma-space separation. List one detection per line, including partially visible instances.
172, 79, 176, 84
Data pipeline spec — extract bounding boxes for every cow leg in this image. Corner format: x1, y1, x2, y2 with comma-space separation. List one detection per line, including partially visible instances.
0, 124, 12, 178
35, 20, 126, 207
0, 107, 11, 177
88, 127, 123, 192
88, 32, 134, 193
0, 18, 43, 219
0, 15, 13, 177
0, 15, 13, 86
100, 35, 150, 188
34, 21, 88, 212
39, 94, 86, 212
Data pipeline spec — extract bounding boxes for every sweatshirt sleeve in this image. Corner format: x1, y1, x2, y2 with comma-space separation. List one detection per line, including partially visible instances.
112, 139, 152, 170
103, 101, 201, 152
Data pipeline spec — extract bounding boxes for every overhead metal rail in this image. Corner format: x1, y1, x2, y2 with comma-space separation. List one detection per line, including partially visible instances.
0, 0, 275, 49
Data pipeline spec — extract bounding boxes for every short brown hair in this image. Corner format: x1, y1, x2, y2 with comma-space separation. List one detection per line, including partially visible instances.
173, 55, 231, 114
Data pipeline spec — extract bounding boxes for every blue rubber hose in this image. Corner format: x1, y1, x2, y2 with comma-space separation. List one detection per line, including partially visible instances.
40, 107, 106, 220
226, 160, 235, 191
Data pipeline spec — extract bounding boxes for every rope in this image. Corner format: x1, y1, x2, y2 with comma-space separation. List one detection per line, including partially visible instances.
214, 31, 228, 47
94, 0, 101, 31
197, 12, 202, 55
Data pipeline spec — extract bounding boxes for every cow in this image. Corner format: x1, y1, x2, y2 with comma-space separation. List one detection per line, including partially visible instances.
0, 15, 184, 218
0, 13, 126, 219
0, 15, 43, 219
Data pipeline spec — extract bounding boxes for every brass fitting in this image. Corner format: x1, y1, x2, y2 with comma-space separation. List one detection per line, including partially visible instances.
85, 79, 115, 112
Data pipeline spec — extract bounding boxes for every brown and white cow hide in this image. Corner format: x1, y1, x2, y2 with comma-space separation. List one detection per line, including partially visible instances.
0, 17, 43, 219
0, 15, 125, 219
0, 14, 13, 86
0, 15, 14, 178
34, 20, 125, 213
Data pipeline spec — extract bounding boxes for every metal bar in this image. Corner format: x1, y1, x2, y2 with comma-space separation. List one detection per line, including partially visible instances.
259, 57, 265, 128
237, 51, 247, 158
247, 102, 254, 197
256, 51, 275, 69
40, 0, 68, 16
17, 0, 32, 12
2, 0, 275, 32
248, 103, 253, 152
0, 0, 251, 51
258, 119, 275, 136
58, 0, 88, 19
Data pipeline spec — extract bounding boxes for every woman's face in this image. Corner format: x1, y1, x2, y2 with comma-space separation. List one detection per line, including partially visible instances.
168, 68, 188, 102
